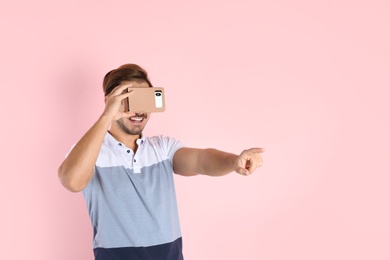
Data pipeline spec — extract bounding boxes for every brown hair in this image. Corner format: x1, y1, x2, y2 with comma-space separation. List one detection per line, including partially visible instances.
102, 63, 153, 95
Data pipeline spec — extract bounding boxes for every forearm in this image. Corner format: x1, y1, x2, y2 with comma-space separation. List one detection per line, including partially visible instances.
58, 114, 112, 192
199, 148, 238, 176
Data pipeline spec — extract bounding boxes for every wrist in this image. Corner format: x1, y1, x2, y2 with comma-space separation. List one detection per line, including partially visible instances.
229, 154, 239, 170
98, 113, 114, 125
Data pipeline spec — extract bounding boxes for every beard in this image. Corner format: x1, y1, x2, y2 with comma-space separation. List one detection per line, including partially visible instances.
116, 113, 147, 135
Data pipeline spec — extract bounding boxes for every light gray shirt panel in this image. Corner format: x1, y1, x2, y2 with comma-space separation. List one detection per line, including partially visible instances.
82, 134, 183, 248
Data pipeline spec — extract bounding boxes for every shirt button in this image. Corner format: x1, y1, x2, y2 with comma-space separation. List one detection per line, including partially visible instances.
119, 143, 122, 146
134, 159, 137, 162
127, 150, 130, 153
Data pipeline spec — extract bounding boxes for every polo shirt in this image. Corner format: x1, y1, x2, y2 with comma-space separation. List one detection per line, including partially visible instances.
81, 132, 184, 259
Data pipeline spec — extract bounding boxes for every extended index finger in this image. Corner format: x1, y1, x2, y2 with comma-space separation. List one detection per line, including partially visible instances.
247, 148, 265, 154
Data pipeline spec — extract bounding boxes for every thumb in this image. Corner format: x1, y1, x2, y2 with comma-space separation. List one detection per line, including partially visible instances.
236, 167, 249, 176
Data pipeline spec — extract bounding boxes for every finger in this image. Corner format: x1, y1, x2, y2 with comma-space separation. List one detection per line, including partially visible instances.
248, 148, 265, 154
236, 167, 248, 176
247, 158, 262, 174
251, 152, 264, 169
117, 111, 136, 119
237, 151, 259, 166
117, 89, 133, 100
240, 153, 263, 174
107, 89, 133, 105
108, 83, 134, 97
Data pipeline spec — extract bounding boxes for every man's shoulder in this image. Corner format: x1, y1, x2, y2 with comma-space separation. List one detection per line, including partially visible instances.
143, 135, 184, 152
145, 135, 175, 142
144, 135, 179, 146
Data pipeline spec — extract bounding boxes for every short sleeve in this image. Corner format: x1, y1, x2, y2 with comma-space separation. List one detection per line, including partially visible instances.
157, 135, 184, 162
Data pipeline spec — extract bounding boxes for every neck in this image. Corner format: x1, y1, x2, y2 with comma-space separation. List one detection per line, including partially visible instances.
108, 128, 140, 152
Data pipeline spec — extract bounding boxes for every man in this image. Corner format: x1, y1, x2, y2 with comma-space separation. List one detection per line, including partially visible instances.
58, 64, 264, 260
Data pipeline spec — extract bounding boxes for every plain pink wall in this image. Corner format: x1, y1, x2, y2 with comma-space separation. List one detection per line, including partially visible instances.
1, 0, 389, 259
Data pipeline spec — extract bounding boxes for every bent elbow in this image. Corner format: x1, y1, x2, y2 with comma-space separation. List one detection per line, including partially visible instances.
57, 165, 87, 193
63, 180, 85, 193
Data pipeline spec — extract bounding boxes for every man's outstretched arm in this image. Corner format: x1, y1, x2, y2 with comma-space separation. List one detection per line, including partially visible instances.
173, 147, 264, 177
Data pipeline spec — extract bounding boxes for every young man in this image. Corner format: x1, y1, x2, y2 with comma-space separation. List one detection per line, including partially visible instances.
58, 64, 264, 260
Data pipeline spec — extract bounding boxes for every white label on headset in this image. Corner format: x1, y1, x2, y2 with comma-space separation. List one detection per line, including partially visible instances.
154, 90, 163, 108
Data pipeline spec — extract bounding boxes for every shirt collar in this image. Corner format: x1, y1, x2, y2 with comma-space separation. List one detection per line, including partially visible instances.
136, 134, 145, 145
105, 131, 145, 147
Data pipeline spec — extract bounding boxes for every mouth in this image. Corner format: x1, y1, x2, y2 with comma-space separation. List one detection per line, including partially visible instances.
129, 114, 147, 123
129, 116, 144, 122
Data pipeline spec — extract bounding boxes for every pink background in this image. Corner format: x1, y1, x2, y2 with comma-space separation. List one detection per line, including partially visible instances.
1, 0, 389, 259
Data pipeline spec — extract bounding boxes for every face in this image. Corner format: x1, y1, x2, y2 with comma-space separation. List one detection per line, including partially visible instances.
115, 80, 151, 136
